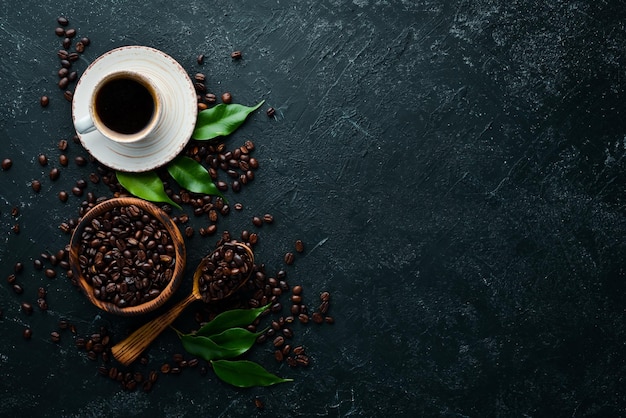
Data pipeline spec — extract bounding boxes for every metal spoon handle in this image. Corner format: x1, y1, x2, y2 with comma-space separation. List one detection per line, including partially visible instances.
111, 292, 198, 366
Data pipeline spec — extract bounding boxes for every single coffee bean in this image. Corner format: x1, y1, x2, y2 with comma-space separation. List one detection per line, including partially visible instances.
325, 316, 335, 324
68, 52, 79, 62
31, 180, 41, 193
40, 95, 50, 107
23, 328, 33, 340
284, 252, 295, 265
194, 82, 206, 92
58, 191, 69, 202
298, 313, 309, 324
45, 268, 57, 279
312, 312, 324, 323
57, 49, 69, 60
252, 216, 262, 227
65, 28, 76, 38
75, 156, 87, 166
295, 240, 304, 253
57, 16, 69, 26
60, 59, 71, 68
50, 331, 61, 343
205, 93, 216, 103
320, 291, 330, 301
21, 302, 33, 315
273, 335, 285, 347
59, 154, 69, 166
68, 71, 78, 82
198, 102, 208, 111
12, 224, 20, 234
75, 41, 85, 53
49, 168, 60, 181
14, 262, 23, 273
194, 73, 205, 82
7, 274, 16, 284
221, 92, 232, 104
58, 139, 68, 151
64, 90, 73, 102
230, 50, 242, 59
292, 285, 302, 296
10, 206, 18, 217
54, 27, 65, 37
1, 158, 12, 170
62, 37, 71, 49
267, 107, 275, 117
274, 350, 284, 362
58, 77, 69, 89
58, 67, 69, 78
263, 214, 274, 224
197, 54, 205, 64
80, 37, 90, 46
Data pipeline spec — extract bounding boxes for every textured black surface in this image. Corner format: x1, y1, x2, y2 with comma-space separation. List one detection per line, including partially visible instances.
1, 1, 626, 416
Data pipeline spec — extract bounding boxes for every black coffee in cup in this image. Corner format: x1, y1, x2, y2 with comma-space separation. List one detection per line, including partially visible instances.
95, 76, 155, 135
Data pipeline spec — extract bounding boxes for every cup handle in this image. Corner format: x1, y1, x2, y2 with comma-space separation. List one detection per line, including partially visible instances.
75, 115, 96, 134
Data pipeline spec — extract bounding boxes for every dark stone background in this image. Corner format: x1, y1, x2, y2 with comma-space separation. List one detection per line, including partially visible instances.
1, 0, 625, 416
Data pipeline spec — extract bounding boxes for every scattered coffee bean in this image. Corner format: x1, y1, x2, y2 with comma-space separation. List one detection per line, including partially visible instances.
65, 28, 76, 38
252, 216, 262, 227
64, 90, 73, 101
58, 139, 68, 151
21, 302, 33, 315
51, 331, 61, 343
58, 77, 69, 89
2, 158, 12, 170
194, 73, 205, 82
284, 252, 295, 265
75, 41, 85, 53
80, 37, 90, 46
58, 67, 69, 78
23, 328, 33, 340
205, 93, 216, 103
74, 156, 87, 166
231, 50, 242, 60
49, 168, 60, 181
59, 154, 69, 166
266, 107, 275, 117
57, 16, 69, 26
320, 291, 330, 302
263, 214, 274, 224
31, 180, 42, 193
295, 240, 304, 253
197, 54, 204, 65
40, 95, 50, 107
221, 92, 232, 104
54, 27, 65, 37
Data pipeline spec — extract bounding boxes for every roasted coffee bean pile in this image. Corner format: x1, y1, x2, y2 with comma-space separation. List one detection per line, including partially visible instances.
75, 204, 176, 308
197, 242, 253, 302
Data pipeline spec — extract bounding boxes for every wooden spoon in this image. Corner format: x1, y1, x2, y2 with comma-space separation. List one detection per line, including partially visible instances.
111, 242, 254, 366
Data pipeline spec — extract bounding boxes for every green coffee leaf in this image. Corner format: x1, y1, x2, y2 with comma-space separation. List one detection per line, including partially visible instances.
211, 360, 293, 388
179, 333, 248, 361
166, 156, 225, 200
192, 101, 264, 140
196, 303, 270, 337
208, 328, 262, 353
116, 171, 181, 209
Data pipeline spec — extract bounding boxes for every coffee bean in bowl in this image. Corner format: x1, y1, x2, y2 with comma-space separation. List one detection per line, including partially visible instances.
69, 197, 186, 316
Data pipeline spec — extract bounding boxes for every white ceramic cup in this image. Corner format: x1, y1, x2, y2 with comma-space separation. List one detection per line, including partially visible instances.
74, 70, 162, 144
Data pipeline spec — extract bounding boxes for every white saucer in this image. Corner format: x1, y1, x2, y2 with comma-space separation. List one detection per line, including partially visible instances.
72, 46, 197, 172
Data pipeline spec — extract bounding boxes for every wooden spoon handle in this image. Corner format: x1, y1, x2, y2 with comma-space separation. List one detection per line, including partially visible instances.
111, 293, 198, 366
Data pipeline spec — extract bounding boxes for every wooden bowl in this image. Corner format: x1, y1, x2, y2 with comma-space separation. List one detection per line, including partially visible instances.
69, 197, 186, 316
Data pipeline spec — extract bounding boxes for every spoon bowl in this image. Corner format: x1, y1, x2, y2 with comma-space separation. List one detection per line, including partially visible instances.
111, 241, 254, 366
